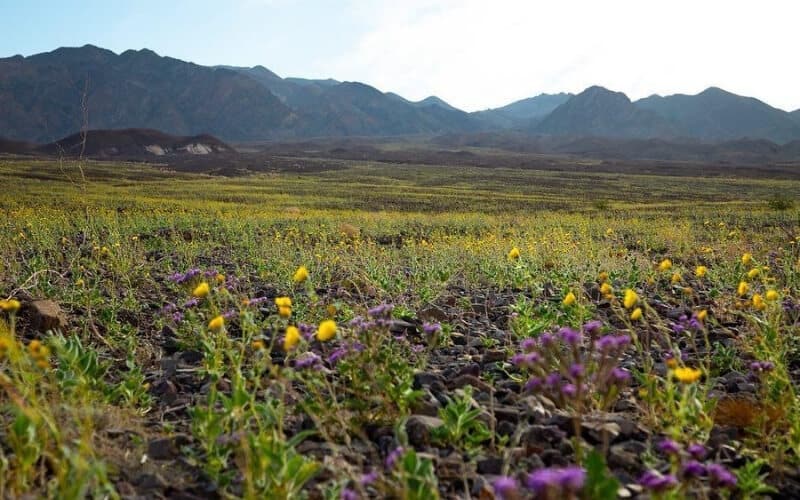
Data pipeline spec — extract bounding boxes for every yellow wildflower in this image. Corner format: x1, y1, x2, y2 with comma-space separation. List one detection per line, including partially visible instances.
752, 294, 766, 311
666, 357, 678, 369
316, 320, 337, 341
766, 290, 779, 301
293, 265, 309, 283
208, 315, 225, 332
563, 292, 576, 306
284, 326, 301, 351
278, 306, 292, 318
507, 247, 521, 260
251, 340, 265, 350
742, 253, 753, 266
696, 309, 708, 322
598, 271, 609, 282
326, 304, 337, 317
673, 367, 702, 383
0, 299, 21, 313
671, 273, 682, 284
658, 259, 672, 272
623, 289, 639, 309
737, 281, 749, 296
275, 296, 292, 308
215, 273, 226, 284
600, 282, 613, 295
695, 266, 707, 278
192, 282, 210, 298
630, 307, 643, 321
747, 268, 760, 279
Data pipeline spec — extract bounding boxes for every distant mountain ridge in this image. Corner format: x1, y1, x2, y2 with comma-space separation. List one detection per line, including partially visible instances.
1, 45, 799, 144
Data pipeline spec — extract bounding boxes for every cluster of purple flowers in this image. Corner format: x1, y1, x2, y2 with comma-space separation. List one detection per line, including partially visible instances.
512, 322, 631, 410
168, 268, 203, 284
492, 465, 586, 499
671, 313, 703, 335
640, 439, 736, 492
749, 360, 775, 374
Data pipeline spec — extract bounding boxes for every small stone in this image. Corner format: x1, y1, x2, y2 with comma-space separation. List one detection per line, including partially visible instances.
447, 374, 493, 393
477, 456, 503, 475
27, 300, 68, 333
147, 438, 178, 460
406, 415, 444, 448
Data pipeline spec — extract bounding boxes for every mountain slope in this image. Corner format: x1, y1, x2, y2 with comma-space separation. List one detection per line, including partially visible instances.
0, 46, 291, 142
473, 93, 573, 128
535, 86, 676, 138
790, 110, 800, 125
228, 65, 478, 137
636, 87, 800, 143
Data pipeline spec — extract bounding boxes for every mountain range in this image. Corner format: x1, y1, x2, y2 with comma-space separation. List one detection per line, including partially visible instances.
1, 45, 799, 144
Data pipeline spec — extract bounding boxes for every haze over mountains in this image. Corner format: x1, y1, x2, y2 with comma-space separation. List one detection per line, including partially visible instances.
2, 45, 800, 145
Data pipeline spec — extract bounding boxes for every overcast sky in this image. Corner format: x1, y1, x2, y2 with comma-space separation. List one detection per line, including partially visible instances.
2, 0, 799, 112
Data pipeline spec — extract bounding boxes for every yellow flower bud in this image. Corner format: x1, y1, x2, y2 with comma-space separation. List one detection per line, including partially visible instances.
316, 320, 337, 341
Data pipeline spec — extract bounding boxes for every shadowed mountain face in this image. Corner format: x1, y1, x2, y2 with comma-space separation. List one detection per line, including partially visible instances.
37, 128, 230, 158
534, 86, 678, 139
1, 45, 799, 144
0, 46, 291, 142
636, 87, 800, 143
473, 93, 573, 128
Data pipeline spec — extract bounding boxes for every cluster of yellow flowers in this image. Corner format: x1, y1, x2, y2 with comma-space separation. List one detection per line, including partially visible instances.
275, 296, 292, 318
673, 366, 702, 384
28, 339, 50, 369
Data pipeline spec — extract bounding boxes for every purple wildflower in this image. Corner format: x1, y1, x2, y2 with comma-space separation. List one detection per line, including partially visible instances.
521, 337, 537, 352
222, 309, 237, 320
610, 367, 631, 383
422, 322, 442, 335
687, 443, 706, 460
707, 464, 737, 488
639, 471, 678, 492
492, 476, 519, 499
561, 383, 577, 397
327, 347, 348, 365
682, 460, 707, 479
545, 372, 562, 387
295, 352, 321, 370
368, 303, 394, 319
658, 438, 681, 456
411, 344, 425, 353
596, 335, 618, 352
525, 466, 585, 495
183, 298, 200, 308
385, 446, 403, 469
583, 320, 603, 336
568, 363, 585, 379
360, 470, 378, 486
525, 376, 543, 391
171, 312, 184, 323
558, 327, 580, 345
340, 488, 357, 500
539, 332, 555, 347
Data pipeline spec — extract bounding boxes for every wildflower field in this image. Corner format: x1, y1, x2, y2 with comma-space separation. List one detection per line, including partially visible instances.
1, 157, 800, 499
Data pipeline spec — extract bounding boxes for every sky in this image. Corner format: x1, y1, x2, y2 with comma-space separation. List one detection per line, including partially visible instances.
1, 0, 799, 112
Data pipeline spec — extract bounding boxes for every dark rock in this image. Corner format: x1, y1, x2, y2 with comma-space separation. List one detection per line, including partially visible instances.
179, 350, 204, 365
482, 350, 506, 364
447, 374, 493, 393
419, 304, 448, 322
496, 420, 516, 437
413, 371, 445, 389
477, 456, 503, 475
458, 363, 481, 377
609, 441, 648, 472
541, 448, 569, 466
151, 379, 178, 405
134, 473, 167, 490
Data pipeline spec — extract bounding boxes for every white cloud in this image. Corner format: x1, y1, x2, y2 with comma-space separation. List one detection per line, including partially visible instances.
320, 0, 800, 111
